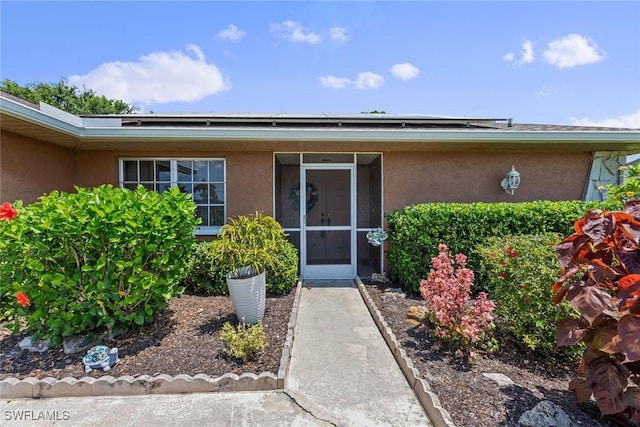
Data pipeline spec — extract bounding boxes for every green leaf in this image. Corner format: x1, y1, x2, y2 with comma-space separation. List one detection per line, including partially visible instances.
134, 314, 145, 325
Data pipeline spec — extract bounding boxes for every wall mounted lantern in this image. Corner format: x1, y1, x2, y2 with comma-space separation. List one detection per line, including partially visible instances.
500, 165, 521, 195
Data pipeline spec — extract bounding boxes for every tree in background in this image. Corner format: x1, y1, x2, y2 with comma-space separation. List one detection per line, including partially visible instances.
1, 78, 137, 115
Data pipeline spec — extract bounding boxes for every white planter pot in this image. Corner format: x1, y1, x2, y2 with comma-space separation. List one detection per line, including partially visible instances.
226, 269, 266, 324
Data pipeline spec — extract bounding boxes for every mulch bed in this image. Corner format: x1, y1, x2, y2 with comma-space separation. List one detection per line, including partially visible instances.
363, 281, 619, 427
0, 289, 296, 380
0, 279, 626, 427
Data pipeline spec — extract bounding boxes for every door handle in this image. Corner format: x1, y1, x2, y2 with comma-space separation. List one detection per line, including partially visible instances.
320, 213, 325, 226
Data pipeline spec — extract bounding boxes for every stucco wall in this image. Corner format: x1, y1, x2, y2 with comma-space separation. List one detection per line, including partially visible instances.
1, 130, 593, 216
383, 151, 591, 211
76, 150, 273, 217
0, 130, 75, 204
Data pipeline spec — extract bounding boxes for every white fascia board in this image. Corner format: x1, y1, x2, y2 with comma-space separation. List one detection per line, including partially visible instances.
80, 126, 640, 143
1, 96, 81, 136
81, 117, 122, 127
1, 96, 121, 134
39, 102, 84, 127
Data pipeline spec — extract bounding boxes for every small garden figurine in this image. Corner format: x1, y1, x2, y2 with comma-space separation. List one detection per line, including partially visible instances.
82, 345, 119, 373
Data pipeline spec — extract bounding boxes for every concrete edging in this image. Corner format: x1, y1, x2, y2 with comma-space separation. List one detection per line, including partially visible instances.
0, 280, 303, 399
355, 277, 456, 427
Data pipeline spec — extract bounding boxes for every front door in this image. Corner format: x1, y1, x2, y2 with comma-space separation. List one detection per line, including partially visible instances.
302, 166, 355, 279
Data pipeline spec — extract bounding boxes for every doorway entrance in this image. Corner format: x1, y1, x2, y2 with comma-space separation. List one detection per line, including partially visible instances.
274, 153, 383, 280
303, 167, 355, 279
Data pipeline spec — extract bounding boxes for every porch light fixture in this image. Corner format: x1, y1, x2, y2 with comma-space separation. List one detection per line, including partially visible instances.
500, 165, 521, 195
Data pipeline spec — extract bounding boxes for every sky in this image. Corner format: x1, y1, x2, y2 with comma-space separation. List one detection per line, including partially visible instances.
1, 1, 639, 127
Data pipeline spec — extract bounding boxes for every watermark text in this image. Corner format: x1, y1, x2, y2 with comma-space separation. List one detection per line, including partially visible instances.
4, 410, 70, 421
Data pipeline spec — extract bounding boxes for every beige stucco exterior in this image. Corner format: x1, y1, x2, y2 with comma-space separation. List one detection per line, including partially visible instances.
383, 151, 590, 209
3, 126, 590, 215
1, 130, 76, 204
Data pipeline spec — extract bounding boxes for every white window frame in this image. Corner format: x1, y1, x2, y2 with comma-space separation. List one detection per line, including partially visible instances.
118, 158, 226, 236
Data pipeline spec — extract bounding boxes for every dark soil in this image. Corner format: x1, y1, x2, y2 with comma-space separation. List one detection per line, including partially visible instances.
363, 281, 619, 427
0, 289, 296, 380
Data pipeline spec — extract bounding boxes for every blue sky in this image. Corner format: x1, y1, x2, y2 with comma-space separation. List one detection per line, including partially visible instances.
1, 1, 639, 127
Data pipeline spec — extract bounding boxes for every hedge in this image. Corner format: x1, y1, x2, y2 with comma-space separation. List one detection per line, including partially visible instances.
386, 200, 621, 292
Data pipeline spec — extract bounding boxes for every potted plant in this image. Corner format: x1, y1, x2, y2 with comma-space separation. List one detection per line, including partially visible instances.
211, 212, 282, 324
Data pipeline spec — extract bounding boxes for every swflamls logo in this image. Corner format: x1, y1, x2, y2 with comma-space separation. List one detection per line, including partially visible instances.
4, 410, 70, 421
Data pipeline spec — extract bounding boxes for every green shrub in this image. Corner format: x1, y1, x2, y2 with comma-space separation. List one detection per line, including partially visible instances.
0, 185, 198, 345
599, 164, 640, 204
220, 321, 268, 362
181, 241, 228, 295
0, 201, 22, 322
209, 212, 299, 295
475, 234, 581, 359
386, 200, 620, 292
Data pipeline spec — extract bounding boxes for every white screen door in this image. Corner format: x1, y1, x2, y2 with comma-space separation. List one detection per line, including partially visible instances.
302, 166, 355, 279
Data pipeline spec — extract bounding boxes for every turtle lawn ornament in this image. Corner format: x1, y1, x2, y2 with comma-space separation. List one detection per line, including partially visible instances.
82, 345, 119, 373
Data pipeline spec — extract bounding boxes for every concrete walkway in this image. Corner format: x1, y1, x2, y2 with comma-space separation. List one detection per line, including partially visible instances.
0, 280, 433, 426
286, 279, 432, 426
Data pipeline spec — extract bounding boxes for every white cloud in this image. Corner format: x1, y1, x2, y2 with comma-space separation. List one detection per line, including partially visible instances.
355, 72, 384, 89
533, 87, 555, 97
543, 34, 606, 69
319, 75, 351, 89
217, 24, 245, 42
390, 63, 420, 81
569, 110, 640, 129
329, 26, 348, 43
67, 44, 230, 105
319, 72, 384, 90
503, 39, 535, 65
270, 21, 321, 44
521, 40, 535, 64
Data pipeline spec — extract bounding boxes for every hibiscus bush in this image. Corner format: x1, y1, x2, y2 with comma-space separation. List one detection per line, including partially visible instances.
0, 201, 21, 321
475, 233, 581, 359
0, 185, 198, 345
420, 244, 496, 357
553, 201, 640, 424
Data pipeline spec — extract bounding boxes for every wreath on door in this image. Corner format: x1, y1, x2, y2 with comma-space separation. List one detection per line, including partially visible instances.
289, 182, 319, 212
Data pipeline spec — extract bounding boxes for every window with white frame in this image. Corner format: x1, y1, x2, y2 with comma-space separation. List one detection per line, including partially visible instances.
119, 159, 225, 234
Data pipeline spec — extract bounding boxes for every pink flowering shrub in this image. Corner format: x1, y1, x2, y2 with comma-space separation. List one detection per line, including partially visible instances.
420, 244, 496, 353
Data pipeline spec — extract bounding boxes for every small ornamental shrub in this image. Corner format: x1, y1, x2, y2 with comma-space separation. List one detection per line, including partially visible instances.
220, 321, 268, 362
599, 164, 640, 205
553, 201, 640, 423
0, 185, 198, 345
476, 234, 581, 359
420, 244, 496, 356
209, 212, 299, 295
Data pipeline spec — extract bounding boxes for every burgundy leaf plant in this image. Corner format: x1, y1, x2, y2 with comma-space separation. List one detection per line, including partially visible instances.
554, 200, 640, 425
